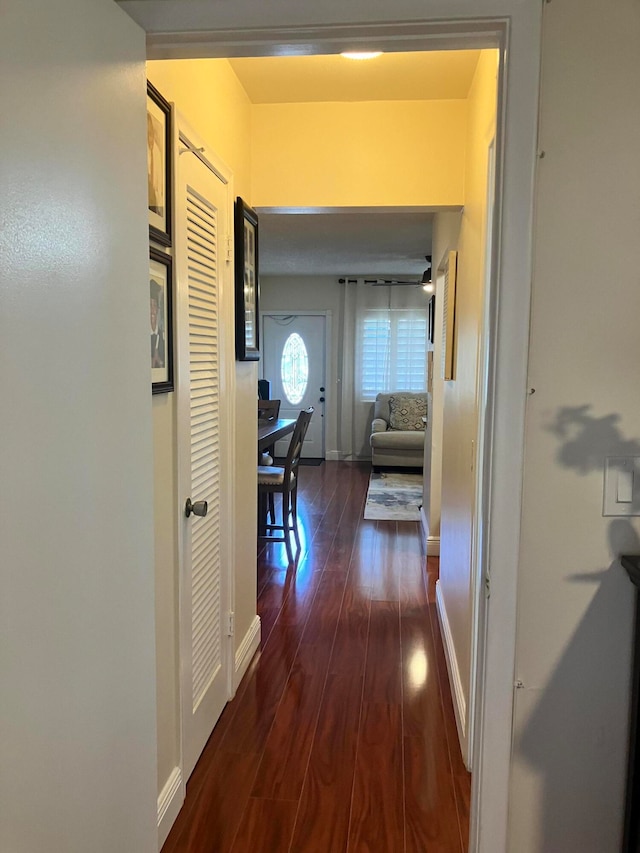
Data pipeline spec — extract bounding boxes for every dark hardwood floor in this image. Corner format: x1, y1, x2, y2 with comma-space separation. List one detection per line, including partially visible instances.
162, 461, 470, 853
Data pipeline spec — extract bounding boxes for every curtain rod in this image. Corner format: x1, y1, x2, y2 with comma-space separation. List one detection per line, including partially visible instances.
338, 278, 421, 286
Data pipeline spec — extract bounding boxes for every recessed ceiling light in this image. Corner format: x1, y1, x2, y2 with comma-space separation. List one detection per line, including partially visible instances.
341, 51, 383, 61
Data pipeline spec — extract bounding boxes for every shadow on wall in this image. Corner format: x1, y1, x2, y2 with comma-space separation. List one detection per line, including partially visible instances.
515, 405, 640, 851
548, 404, 640, 479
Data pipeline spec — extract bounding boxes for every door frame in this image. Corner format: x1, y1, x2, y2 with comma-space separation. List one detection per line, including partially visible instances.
467, 137, 497, 770
151, 6, 542, 851
261, 309, 332, 459
173, 113, 236, 795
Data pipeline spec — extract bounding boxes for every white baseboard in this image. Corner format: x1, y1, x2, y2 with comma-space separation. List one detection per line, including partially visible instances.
427, 536, 440, 556
234, 614, 261, 691
325, 450, 348, 461
435, 580, 470, 769
157, 766, 184, 851
419, 507, 440, 555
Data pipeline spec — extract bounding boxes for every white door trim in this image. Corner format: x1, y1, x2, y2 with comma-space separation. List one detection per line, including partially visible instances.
146, 18, 505, 60
174, 111, 236, 785
150, 7, 543, 851
466, 138, 497, 771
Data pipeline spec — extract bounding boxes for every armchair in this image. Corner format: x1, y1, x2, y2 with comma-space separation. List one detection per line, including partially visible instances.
370, 392, 427, 470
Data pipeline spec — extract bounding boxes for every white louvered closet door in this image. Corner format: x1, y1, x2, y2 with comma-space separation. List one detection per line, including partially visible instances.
177, 134, 232, 781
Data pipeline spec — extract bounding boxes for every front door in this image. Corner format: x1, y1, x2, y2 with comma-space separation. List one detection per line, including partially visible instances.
176, 130, 233, 780
262, 313, 326, 458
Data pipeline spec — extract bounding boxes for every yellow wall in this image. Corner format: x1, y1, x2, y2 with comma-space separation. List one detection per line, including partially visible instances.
146, 58, 257, 798
437, 49, 498, 751
251, 100, 466, 208
148, 59, 252, 200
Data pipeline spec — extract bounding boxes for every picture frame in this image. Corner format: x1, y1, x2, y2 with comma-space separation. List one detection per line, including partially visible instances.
147, 81, 172, 247
234, 197, 260, 361
149, 247, 174, 394
442, 251, 458, 381
428, 294, 436, 344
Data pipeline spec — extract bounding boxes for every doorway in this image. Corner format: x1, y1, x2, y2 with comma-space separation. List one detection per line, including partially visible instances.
262, 312, 328, 459
147, 11, 541, 851
220, 30, 534, 850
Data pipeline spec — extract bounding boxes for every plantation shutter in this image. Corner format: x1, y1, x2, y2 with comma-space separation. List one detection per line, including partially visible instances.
359, 309, 427, 401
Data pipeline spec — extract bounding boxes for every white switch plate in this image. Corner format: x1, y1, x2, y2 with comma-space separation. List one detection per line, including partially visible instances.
603, 456, 640, 516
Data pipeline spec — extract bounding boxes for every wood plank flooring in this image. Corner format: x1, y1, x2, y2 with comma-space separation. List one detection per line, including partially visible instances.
162, 461, 470, 853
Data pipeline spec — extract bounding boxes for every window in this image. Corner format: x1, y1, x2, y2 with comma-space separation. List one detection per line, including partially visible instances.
281, 332, 309, 404
358, 309, 427, 401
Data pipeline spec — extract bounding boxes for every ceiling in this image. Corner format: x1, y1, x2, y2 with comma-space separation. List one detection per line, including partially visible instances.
258, 210, 433, 278
228, 50, 480, 104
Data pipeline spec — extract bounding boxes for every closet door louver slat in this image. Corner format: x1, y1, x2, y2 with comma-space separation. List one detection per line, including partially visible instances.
187, 184, 222, 710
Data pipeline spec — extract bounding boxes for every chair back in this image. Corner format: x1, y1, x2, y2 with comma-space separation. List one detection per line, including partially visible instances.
258, 399, 281, 421
283, 407, 314, 481
258, 379, 271, 400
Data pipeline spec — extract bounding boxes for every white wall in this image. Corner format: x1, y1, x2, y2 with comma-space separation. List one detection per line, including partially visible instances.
152, 395, 180, 792
0, 1, 157, 851
509, 1, 640, 849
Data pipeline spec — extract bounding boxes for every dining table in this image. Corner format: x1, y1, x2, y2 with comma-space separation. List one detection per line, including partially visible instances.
258, 417, 296, 454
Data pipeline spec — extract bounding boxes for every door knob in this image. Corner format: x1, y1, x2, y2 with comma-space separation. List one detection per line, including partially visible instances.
320, 387, 325, 392
319, 397, 325, 402
185, 498, 208, 518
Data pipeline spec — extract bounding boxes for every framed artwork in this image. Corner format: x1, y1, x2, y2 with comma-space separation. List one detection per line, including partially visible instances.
234, 197, 260, 361
149, 247, 174, 394
442, 251, 458, 381
147, 81, 172, 247
428, 294, 436, 344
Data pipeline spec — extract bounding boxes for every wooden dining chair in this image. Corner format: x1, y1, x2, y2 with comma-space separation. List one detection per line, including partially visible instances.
257, 399, 281, 524
258, 399, 280, 421
257, 407, 314, 563
257, 399, 281, 470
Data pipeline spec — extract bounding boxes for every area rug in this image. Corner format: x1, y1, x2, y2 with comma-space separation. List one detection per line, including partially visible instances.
364, 471, 423, 521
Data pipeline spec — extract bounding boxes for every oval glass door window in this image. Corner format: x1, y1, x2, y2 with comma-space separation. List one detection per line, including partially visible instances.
281, 333, 309, 405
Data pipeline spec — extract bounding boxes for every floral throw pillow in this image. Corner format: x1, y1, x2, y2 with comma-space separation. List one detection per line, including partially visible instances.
388, 396, 427, 431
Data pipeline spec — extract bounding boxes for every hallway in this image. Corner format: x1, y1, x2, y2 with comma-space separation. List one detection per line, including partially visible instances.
162, 461, 470, 852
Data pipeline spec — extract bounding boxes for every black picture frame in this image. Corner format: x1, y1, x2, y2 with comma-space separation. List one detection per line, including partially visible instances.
149, 246, 174, 394
428, 294, 436, 344
147, 81, 172, 247
234, 197, 260, 361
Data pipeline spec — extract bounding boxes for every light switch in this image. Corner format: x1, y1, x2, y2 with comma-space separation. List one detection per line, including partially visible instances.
618, 468, 634, 503
604, 457, 640, 516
